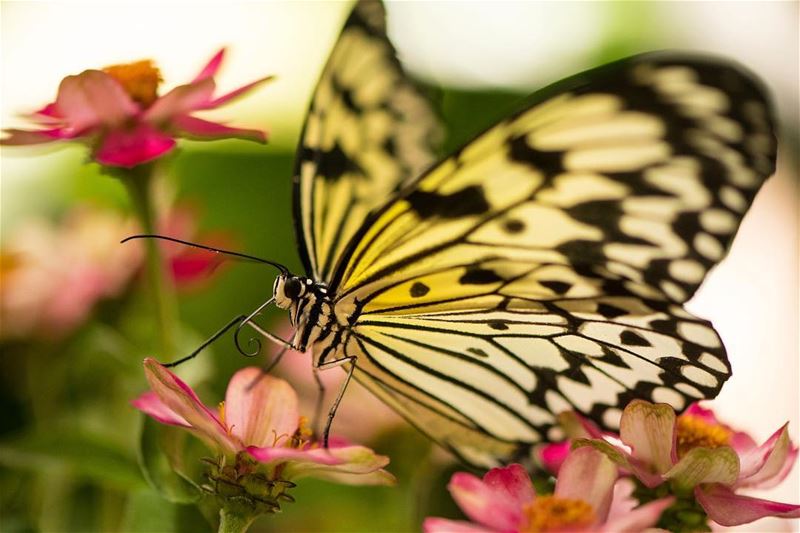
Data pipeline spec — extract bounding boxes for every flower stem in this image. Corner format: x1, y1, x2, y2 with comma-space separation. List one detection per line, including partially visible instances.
122, 163, 177, 358
218, 507, 257, 533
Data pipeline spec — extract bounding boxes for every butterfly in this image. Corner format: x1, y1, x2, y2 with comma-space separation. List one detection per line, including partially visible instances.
182, 0, 778, 468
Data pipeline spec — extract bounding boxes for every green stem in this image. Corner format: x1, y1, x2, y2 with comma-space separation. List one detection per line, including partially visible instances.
123, 163, 178, 358
218, 507, 257, 533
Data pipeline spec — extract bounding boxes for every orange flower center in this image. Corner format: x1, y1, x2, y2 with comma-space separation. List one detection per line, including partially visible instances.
522, 495, 596, 532
676, 414, 731, 458
103, 59, 162, 107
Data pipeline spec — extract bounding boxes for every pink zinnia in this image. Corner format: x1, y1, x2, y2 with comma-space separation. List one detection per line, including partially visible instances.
1, 49, 271, 167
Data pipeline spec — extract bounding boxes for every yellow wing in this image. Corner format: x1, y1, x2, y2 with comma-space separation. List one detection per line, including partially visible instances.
293, 0, 442, 282
323, 53, 776, 467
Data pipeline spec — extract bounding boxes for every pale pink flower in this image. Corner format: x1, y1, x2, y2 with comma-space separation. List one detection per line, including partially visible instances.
132, 358, 394, 486
0, 207, 141, 340
423, 447, 672, 533
1, 49, 271, 168
575, 400, 800, 527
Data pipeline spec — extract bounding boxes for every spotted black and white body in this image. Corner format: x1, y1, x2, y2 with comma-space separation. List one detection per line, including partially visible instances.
258, 0, 779, 468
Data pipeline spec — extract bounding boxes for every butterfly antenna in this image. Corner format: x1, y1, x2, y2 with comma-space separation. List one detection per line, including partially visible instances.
121, 234, 289, 274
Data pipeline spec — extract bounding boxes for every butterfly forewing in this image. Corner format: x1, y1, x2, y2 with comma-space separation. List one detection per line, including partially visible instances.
293, 0, 442, 282
295, 2, 776, 468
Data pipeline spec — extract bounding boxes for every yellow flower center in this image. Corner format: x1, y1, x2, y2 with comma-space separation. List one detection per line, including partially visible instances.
522, 495, 596, 532
103, 59, 162, 107
676, 414, 731, 458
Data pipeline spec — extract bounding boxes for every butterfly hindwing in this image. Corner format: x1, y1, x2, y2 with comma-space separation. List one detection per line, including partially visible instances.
293, 0, 442, 282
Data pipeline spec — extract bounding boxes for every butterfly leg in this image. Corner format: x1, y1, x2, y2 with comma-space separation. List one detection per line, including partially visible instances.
162, 314, 248, 367
311, 367, 325, 441
314, 355, 357, 448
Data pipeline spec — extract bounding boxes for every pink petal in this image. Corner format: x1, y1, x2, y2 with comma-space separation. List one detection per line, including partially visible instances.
131, 391, 191, 427
663, 446, 739, 491
483, 463, 536, 508
422, 518, 494, 533
193, 48, 226, 82
620, 400, 677, 475
0, 127, 74, 145
33, 102, 61, 119
94, 123, 176, 167
248, 443, 393, 486
737, 424, 798, 489
171, 115, 267, 143
224, 368, 298, 448
55, 70, 138, 131
203, 75, 275, 109
170, 250, 222, 287
555, 446, 617, 522
448, 465, 532, 531
142, 358, 237, 453
684, 403, 721, 425
281, 445, 392, 483
246, 445, 344, 466
144, 78, 215, 123
730, 430, 758, 455
695, 484, 800, 526
538, 441, 571, 474
602, 496, 675, 532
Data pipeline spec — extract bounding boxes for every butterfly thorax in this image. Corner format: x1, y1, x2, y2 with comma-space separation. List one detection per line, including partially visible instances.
273, 274, 339, 359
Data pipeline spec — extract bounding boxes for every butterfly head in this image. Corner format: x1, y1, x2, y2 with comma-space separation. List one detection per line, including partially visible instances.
273, 273, 322, 310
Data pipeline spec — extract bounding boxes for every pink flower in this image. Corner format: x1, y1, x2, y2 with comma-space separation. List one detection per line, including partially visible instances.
1, 49, 271, 168
424, 447, 672, 533
575, 400, 800, 527
0, 207, 141, 340
132, 358, 393, 486
158, 203, 235, 291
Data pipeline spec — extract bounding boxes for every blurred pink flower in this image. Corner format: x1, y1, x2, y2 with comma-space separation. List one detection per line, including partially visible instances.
132, 358, 394, 486
575, 400, 800, 527
1, 49, 271, 167
0, 207, 141, 341
158, 203, 235, 291
424, 448, 672, 533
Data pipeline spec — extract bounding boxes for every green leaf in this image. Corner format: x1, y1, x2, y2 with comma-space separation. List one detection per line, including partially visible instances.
0, 430, 145, 490
138, 415, 202, 504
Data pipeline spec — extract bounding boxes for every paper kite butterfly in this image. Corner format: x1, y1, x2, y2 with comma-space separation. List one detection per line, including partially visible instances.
195, 0, 779, 467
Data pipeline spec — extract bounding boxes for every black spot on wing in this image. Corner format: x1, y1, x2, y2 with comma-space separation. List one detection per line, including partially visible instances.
597, 303, 629, 319
540, 280, 572, 295
487, 320, 509, 331
318, 143, 363, 182
406, 186, 490, 219
620, 330, 652, 347
467, 347, 489, 357
409, 282, 430, 297
459, 266, 503, 285
502, 218, 526, 234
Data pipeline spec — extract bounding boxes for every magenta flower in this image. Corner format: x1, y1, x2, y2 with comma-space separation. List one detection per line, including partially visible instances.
132, 358, 393, 487
424, 447, 672, 533
1, 49, 271, 167
575, 400, 800, 527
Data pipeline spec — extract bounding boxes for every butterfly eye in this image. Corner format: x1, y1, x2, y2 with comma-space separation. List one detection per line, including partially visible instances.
283, 277, 303, 299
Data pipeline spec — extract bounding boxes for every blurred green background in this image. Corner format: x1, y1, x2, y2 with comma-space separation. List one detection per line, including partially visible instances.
1, 2, 798, 532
